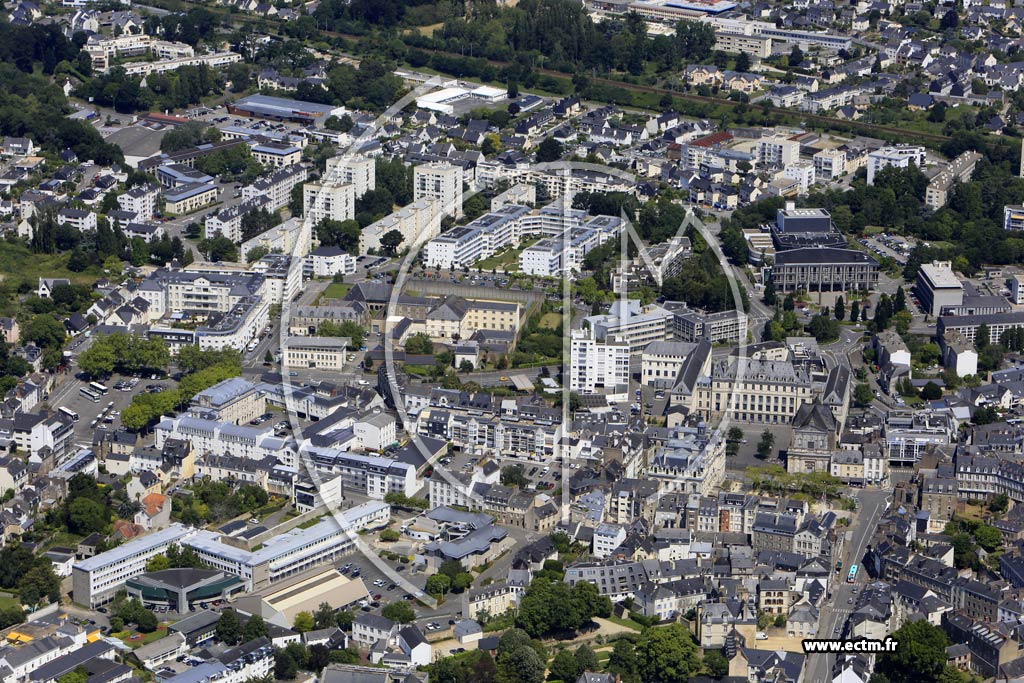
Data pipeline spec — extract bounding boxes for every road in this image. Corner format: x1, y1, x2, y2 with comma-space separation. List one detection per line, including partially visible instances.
803, 488, 891, 683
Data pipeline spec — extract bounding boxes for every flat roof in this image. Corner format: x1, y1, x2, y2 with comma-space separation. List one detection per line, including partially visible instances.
919, 262, 963, 289
74, 524, 193, 572
233, 94, 337, 116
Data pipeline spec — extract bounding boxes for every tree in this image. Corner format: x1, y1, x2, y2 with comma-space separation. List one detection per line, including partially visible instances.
21, 315, 66, 349
834, 296, 845, 322
313, 603, 335, 630
977, 323, 990, 349
704, 650, 729, 679
734, 52, 751, 72
850, 300, 860, 322
426, 574, 451, 598
894, 286, 906, 313
500, 646, 545, 683
335, 610, 354, 630
606, 638, 639, 683
18, 564, 59, 605
920, 382, 943, 400
315, 218, 361, 251
875, 620, 949, 683
382, 601, 415, 624
975, 524, 1002, 552
405, 333, 433, 355
783, 294, 795, 312
763, 278, 776, 306
854, 383, 874, 408
146, 555, 170, 572
293, 611, 314, 633
507, 81, 519, 99
536, 137, 564, 163
318, 320, 366, 350
67, 497, 109, 535
940, 9, 959, 30
501, 464, 529, 488
459, 359, 475, 373
217, 609, 241, 645
274, 650, 299, 680
380, 229, 405, 256
549, 650, 580, 682
242, 614, 269, 641
990, 493, 1010, 514
756, 430, 775, 459
574, 645, 598, 674
636, 623, 700, 683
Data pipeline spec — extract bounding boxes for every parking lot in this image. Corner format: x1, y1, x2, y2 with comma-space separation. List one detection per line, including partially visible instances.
47, 368, 163, 445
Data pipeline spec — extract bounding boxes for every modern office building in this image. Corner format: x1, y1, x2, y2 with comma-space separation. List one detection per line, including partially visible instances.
184, 502, 390, 591
72, 524, 196, 607
771, 247, 879, 292
916, 260, 964, 317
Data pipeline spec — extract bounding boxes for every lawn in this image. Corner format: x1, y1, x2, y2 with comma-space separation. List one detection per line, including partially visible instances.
0, 595, 21, 612
474, 238, 538, 272
539, 312, 562, 330
603, 615, 643, 631
321, 282, 351, 301
115, 626, 169, 649
0, 241, 97, 290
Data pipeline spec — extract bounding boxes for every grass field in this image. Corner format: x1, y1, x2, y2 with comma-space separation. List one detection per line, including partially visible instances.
604, 615, 643, 631
539, 312, 562, 329
321, 282, 351, 301
0, 242, 94, 287
115, 626, 169, 649
0, 595, 21, 611
474, 238, 539, 271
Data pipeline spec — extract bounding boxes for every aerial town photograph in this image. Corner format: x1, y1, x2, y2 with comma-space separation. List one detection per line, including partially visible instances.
10, 0, 1024, 682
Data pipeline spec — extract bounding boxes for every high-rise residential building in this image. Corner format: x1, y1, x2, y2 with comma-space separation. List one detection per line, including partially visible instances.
414, 163, 463, 219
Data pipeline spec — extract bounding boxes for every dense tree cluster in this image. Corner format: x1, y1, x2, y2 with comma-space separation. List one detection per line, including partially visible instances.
122, 346, 241, 431
515, 577, 611, 637
173, 479, 269, 527
77, 333, 171, 378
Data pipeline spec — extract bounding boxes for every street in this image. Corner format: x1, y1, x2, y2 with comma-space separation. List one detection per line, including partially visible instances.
803, 488, 891, 683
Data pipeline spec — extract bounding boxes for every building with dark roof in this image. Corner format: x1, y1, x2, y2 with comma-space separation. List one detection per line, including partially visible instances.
771, 247, 879, 293
125, 568, 245, 611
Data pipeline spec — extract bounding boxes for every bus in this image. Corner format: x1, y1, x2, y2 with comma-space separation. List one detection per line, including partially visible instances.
847, 564, 859, 584
89, 382, 109, 395
58, 407, 79, 422
79, 387, 100, 402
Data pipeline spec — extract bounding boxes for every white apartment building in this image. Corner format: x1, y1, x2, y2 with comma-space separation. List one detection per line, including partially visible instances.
251, 142, 302, 169
593, 524, 627, 558
301, 445, 420, 499
783, 161, 815, 194
813, 148, 847, 182
154, 415, 299, 468
519, 239, 562, 276
250, 253, 301, 304
354, 411, 397, 451
282, 336, 350, 370
206, 196, 272, 243
308, 246, 357, 278
360, 198, 442, 254
325, 155, 376, 197
304, 181, 355, 225
641, 341, 697, 387
569, 327, 631, 392
242, 164, 309, 211
867, 145, 926, 184
120, 51, 241, 78
72, 524, 196, 607
757, 135, 800, 167
134, 268, 266, 320
414, 163, 463, 219
586, 300, 674, 353
118, 184, 160, 221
